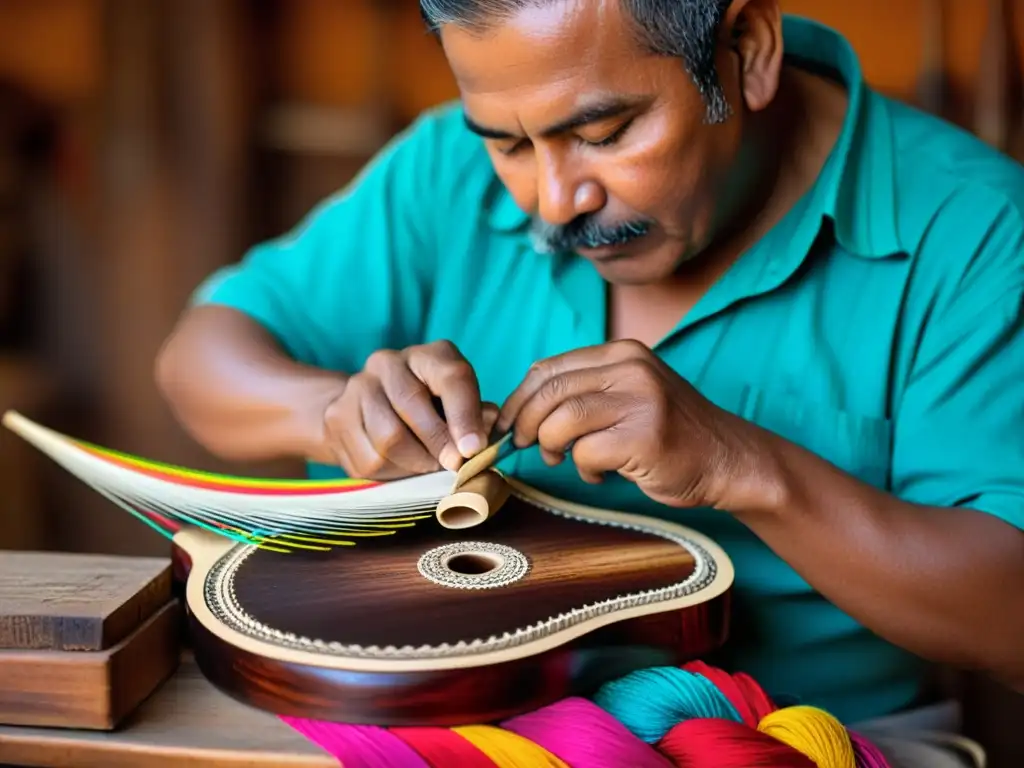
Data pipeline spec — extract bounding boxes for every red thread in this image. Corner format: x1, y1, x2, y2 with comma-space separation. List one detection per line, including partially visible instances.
658, 718, 817, 767
389, 726, 499, 767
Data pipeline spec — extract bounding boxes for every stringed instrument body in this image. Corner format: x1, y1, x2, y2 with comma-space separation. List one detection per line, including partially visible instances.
4, 411, 734, 727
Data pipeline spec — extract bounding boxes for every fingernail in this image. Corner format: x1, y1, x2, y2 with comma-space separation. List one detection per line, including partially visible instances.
458, 433, 484, 458
439, 445, 462, 472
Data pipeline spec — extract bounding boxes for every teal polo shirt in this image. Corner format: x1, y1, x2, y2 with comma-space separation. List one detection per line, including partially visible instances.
193, 16, 1024, 724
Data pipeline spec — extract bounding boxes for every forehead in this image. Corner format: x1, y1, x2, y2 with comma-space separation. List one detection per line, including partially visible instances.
439, 0, 680, 125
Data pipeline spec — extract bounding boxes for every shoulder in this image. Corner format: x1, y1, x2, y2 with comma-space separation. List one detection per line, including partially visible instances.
882, 93, 1024, 253
878, 94, 1024, 301
359, 100, 499, 211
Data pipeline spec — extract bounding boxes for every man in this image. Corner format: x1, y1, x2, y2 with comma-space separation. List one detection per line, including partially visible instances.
156, 1, 1023, 763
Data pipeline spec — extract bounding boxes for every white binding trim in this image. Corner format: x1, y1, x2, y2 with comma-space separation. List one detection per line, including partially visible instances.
201, 487, 719, 660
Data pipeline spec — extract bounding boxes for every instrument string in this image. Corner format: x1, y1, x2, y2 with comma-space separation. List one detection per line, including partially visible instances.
2, 410, 452, 552
282, 661, 894, 768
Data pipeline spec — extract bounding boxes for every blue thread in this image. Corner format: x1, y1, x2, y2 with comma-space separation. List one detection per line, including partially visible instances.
592, 666, 743, 743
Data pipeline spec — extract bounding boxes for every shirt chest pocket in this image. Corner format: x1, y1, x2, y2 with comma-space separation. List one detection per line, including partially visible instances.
731, 385, 893, 491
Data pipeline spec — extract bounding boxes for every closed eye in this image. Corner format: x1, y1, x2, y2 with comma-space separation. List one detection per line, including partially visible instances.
583, 118, 634, 148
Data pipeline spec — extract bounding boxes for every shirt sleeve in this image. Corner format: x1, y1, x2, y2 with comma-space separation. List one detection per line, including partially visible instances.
891, 196, 1024, 531
191, 107, 454, 373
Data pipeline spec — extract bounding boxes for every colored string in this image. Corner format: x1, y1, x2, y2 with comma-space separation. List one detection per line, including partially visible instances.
658, 718, 817, 767
502, 696, 674, 768
681, 660, 776, 726
452, 725, 570, 767
758, 706, 858, 768
280, 662, 895, 768
592, 665, 743, 742
280, 719, 428, 768
849, 730, 896, 768
77, 439, 378, 494
389, 726, 499, 767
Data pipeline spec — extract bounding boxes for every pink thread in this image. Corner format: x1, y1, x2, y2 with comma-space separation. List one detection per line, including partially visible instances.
502, 696, 675, 768
389, 726, 500, 767
281, 717, 429, 768
849, 730, 894, 768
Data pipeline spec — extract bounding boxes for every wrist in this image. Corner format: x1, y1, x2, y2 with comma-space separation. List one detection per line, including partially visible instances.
707, 417, 796, 519
287, 368, 349, 464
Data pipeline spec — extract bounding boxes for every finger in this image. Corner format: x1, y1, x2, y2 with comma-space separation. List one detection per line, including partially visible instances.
330, 405, 409, 480
330, 436, 407, 481
372, 356, 462, 470
534, 390, 635, 456
540, 446, 566, 466
498, 339, 649, 433
360, 386, 444, 475
408, 342, 487, 458
512, 366, 620, 448
322, 384, 388, 477
570, 430, 628, 484
482, 402, 500, 438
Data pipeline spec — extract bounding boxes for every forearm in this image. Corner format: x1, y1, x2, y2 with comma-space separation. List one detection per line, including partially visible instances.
155, 305, 346, 464
733, 428, 1024, 687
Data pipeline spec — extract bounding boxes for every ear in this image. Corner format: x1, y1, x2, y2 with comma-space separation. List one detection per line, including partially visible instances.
721, 0, 783, 112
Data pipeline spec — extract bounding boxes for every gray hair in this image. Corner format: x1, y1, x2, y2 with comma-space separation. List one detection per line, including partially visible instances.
419, 0, 732, 123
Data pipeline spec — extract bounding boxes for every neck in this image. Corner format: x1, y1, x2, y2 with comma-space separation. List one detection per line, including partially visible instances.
672, 62, 846, 283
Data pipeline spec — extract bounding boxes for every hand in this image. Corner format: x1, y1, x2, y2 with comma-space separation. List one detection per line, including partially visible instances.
320, 340, 498, 479
497, 340, 767, 509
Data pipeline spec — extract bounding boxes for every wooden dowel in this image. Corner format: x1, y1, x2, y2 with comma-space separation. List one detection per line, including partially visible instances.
435, 470, 512, 530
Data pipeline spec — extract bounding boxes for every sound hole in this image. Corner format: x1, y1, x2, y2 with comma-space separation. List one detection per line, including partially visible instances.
417, 541, 531, 590
446, 552, 503, 575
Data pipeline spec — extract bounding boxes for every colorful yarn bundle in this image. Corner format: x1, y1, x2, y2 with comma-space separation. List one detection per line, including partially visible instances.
282, 660, 894, 767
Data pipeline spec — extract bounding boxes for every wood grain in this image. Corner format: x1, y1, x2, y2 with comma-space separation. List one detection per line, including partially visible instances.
175, 484, 732, 725
229, 494, 698, 649
190, 586, 729, 726
0, 652, 336, 768
0, 599, 181, 730
0, 551, 171, 651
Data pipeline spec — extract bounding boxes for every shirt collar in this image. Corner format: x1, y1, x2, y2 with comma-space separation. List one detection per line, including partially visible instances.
483, 15, 904, 258
784, 16, 904, 259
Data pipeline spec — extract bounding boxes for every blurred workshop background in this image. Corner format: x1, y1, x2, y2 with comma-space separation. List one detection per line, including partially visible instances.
0, 0, 1021, 761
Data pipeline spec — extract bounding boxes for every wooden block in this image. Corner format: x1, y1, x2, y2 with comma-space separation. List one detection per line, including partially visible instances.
0, 652, 335, 767
0, 551, 171, 651
0, 599, 182, 730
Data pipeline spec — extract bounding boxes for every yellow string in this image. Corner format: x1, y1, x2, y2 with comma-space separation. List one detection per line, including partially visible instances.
78, 440, 376, 491
757, 705, 857, 768
452, 725, 569, 767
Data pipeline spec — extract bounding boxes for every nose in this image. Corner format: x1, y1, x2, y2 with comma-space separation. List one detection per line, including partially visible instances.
534, 153, 606, 226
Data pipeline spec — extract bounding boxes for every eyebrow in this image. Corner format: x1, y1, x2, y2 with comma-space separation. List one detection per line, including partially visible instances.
464, 96, 646, 140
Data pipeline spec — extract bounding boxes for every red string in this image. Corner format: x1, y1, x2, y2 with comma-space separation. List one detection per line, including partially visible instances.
389, 726, 499, 767
658, 718, 817, 767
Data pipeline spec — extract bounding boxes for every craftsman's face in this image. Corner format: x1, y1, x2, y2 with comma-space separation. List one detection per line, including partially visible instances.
440, 0, 782, 284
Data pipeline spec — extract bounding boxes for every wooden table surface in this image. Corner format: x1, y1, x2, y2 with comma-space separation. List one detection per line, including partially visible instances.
0, 652, 337, 767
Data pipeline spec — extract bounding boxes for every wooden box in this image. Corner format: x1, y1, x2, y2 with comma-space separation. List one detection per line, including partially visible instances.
0, 551, 182, 730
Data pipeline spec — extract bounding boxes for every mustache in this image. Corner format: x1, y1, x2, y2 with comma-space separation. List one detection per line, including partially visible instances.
529, 215, 653, 254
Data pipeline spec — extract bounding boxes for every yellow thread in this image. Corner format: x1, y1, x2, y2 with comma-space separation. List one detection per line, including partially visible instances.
79, 440, 375, 490
277, 534, 364, 545
757, 705, 856, 768
452, 725, 569, 767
